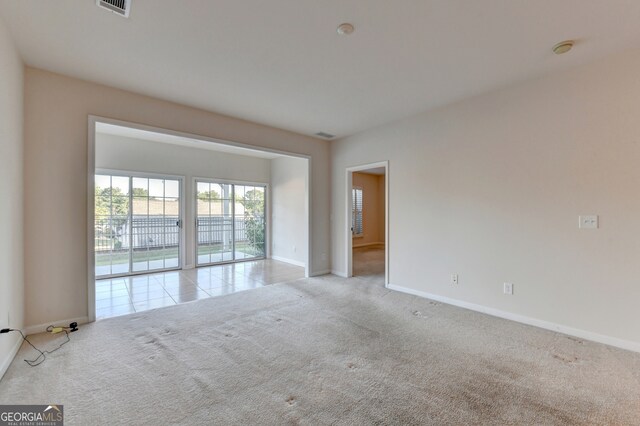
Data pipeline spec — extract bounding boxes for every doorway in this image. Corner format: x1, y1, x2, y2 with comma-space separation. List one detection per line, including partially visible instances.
345, 161, 389, 286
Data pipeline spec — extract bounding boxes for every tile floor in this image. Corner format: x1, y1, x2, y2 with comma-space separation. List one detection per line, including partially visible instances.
95, 259, 305, 319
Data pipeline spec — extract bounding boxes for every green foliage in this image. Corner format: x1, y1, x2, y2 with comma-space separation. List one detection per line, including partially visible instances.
132, 187, 149, 197
95, 186, 129, 248
95, 186, 129, 217
237, 189, 265, 254
197, 190, 221, 201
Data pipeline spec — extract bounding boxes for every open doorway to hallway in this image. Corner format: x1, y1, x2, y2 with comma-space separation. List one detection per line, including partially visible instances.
346, 162, 388, 286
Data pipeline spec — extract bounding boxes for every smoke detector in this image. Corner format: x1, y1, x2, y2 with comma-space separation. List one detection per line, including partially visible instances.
96, 0, 132, 18
315, 132, 336, 139
553, 40, 574, 55
337, 23, 355, 36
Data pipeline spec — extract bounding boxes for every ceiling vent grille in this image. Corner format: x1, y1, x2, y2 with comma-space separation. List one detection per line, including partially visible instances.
96, 0, 131, 17
315, 132, 335, 139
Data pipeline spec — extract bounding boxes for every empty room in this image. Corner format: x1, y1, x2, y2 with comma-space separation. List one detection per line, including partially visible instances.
1, 1, 639, 425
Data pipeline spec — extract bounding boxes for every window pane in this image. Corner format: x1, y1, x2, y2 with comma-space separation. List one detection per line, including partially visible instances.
132, 177, 148, 196
149, 179, 164, 198
197, 181, 210, 199
132, 197, 148, 215
165, 197, 179, 216
112, 176, 129, 196
165, 180, 179, 198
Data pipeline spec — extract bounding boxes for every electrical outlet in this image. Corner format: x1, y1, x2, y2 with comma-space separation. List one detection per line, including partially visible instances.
321, 252, 327, 261
579, 215, 598, 229
451, 274, 459, 285
504, 282, 514, 295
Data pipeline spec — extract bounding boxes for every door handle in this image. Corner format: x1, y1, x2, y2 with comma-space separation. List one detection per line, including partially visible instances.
176, 220, 182, 228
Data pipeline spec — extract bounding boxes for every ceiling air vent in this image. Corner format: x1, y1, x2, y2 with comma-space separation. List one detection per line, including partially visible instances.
96, 0, 131, 18
315, 132, 335, 139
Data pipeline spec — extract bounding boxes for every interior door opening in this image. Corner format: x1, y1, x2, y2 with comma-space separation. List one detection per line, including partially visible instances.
346, 162, 389, 286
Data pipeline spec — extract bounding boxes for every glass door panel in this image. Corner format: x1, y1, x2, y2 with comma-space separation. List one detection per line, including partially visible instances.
196, 181, 213, 265
110, 176, 131, 275
163, 179, 181, 268
95, 174, 182, 278
94, 174, 130, 277
132, 177, 150, 272
235, 184, 266, 260
196, 180, 266, 266
196, 182, 234, 265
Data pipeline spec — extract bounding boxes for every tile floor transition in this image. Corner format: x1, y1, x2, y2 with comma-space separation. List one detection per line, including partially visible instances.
95, 259, 305, 319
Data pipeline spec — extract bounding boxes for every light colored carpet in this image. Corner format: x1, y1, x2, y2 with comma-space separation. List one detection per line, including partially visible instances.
353, 245, 385, 283
1, 275, 639, 425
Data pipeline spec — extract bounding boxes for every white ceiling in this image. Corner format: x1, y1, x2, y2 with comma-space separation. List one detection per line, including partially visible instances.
96, 123, 285, 159
2, 1, 640, 139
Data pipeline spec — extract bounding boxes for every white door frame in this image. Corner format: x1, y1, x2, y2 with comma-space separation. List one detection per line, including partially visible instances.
345, 161, 389, 287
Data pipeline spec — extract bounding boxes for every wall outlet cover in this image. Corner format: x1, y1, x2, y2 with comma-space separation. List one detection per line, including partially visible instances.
504, 282, 514, 295
579, 215, 598, 229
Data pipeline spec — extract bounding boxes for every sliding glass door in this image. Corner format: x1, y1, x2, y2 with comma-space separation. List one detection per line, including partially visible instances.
196, 182, 234, 264
196, 180, 266, 266
95, 173, 182, 278
95, 175, 131, 277
234, 184, 266, 260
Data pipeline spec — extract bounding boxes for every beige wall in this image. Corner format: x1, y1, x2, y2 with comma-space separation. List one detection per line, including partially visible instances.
352, 172, 385, 246
332, 48, 640, 348
270, 156, 308, 266
96, 133, 272, 268
0, 18, 24, 375
24, 68, 330, 328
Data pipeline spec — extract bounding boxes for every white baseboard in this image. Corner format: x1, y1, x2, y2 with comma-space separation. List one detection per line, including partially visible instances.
331, 270, 348, 278
387, 284, 640, 354
0, 333, 22, 381
310, 269, 331, 277
352, 242, 385, 248
270, 255, 306, 268
24, 316, 91, 336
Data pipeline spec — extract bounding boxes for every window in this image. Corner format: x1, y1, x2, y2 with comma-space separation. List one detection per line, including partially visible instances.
352, 187, 363, 237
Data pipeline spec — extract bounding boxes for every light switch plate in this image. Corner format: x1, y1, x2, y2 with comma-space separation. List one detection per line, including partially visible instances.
579, 215, 598, 229
504, 283, 513, 295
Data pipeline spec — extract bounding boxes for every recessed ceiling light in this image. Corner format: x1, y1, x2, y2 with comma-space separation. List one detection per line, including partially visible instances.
337, 23, 355, 36
553, 40, 574, 55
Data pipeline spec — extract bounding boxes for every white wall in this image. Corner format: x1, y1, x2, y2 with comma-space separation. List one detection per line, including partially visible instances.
0, 17, 24, 376
352, 172, 385, 247
377, 175, 385, 243
332, 48, 640, 349
270, 156, 307, 267
95, 133, 272, 268
24, 68, 331, 329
